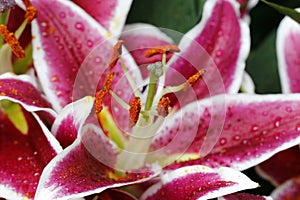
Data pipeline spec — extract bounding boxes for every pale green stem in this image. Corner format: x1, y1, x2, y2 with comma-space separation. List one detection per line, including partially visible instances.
144, 72, 158, 111
115, 116, 164, 171
109, 90, 130, 110
119, 58, 141, 97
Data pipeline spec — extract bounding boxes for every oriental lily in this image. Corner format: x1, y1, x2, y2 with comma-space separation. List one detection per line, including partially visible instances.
254, 11, 300, 200
19, 0, 300, 199
0, 73, 62, 199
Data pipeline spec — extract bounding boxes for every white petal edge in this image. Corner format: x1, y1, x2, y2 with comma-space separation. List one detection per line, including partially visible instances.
0, 73, 57, 117
122, 23, 174, 44
35, 123, 161, 200
276, 8, 300, 93
218, 195, 273, 200
166, 0, 250, 94
51, 96, 95, 138
31, 0, 112, 111
241, 71, 255, 94
140, 165, 258, 200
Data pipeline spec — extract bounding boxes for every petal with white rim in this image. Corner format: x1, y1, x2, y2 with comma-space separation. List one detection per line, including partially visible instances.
35, 123, 160, 200
149, 94, 300, 171
71, 0, 133, 36
165, 0, 250, 106
277, 9, 300, 93
256, 146, 300, 186
0, 108, 62, 200
271, 176, 300, 200
219, 193, 272, 200
140, 165, 258, 200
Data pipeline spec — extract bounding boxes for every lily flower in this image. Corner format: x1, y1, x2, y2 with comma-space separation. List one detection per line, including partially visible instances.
21, 0, 300, 199
0, 73, 62, 199
255, 10, 300, 200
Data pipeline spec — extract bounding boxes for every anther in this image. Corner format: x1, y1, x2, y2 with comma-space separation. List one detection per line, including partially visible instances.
185, 69, 206, 89
95, 72, 114, 113
0, 25, 25, 58
23, 0, 38, 23
109, 40, 123, 68
129, 96, 141, 127
145, 44, 180, 58
157, 97, 171, 117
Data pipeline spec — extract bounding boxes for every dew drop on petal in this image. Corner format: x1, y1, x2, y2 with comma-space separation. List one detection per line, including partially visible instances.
285, 106, 293, 112
219, 138, 227, 145
233, 135, 240, 141
87, 40, 94, 48
296, 123, 300, 132
75, 22, 85, 31
273, 117, 281, 128
251, 125, 259, 132
59, 12, 66, 18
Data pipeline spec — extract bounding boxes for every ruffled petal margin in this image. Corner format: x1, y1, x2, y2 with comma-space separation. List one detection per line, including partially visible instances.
277, 8, 300, 93
140, 165, 258, 200
149, 94, 300, 171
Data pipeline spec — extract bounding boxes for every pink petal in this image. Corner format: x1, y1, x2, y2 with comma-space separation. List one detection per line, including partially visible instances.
165, 0, 250, 106
52, 97, 94, 148
277, 10, 300, 93
0, 109, 62, 199
31, 0, 142, 112
219, 193, 272, 200
71, 0, 132, 35
85, 189, 137, 200
271, 176, 300, 200
0, 73, 52, 112
256, 146, 300, 186
120, 23, 174, 79
35, 124, 160, 200
150, 94, 300, 171
140, 165, 258, 200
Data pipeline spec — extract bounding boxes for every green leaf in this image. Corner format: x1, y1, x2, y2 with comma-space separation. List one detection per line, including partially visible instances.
260, 0, 300, 24
127, 0, 206, 34
246, 30, 281, 94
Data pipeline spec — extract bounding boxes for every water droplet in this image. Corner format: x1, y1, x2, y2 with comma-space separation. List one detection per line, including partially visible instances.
295, 123, 300, 131
41, 22, 47, 27
274, 117, 281, 128
233, 135, 240, 141
262, 111, 268, 116
219, 138, 227, 145
95, 57, 102, 63
17, 157, 23, 161
242, 139, 248, 144
216, 50, 222, 57
285, 106, 293, 112
251, 125, 259, 132
34, 172, 39, 177
75, 22, 85, 31
87, 40, 94, 47
59, 12, 66, 18
33, 151, 38, 156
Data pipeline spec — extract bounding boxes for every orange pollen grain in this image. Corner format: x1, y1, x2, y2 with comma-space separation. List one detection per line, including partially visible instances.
23, 0, 38, 23
0, 25, 25, 58
185, 69, 206, 89
25, 6, 38, 23
95, 73, 114, 113
145, 44, 180, 58
129, 96, 141, 127
109, 40, 123, 68
157, 97, 171, 117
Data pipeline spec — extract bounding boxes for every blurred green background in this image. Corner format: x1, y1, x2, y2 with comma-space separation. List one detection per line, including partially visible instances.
127, 0, 300, 94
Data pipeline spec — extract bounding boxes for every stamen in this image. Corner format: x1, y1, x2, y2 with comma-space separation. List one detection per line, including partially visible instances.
109, 40, 123, 68
129, 96, 141, 127
23, 0, 37, 23
185, 69, 206, 89
157, 97, 171, 117
94, 72, 114, 113
0, 25, 25, 58
145, 44, 180, 58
